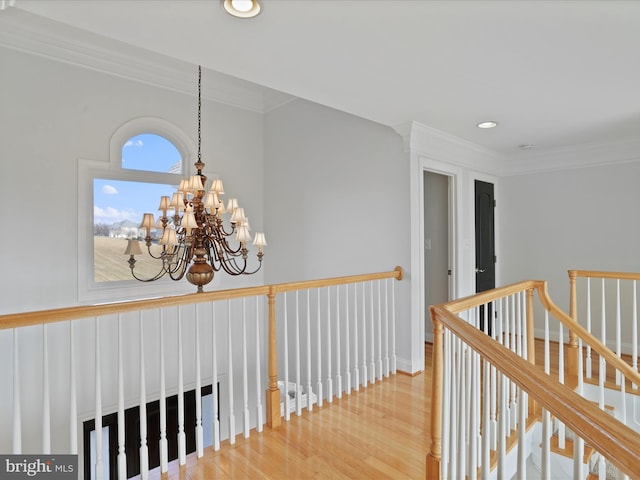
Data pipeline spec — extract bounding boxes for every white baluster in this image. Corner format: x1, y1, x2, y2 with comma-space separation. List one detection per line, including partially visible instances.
586, 278, 592, 378
383, 279, 390, 377
295, 291, 302, 414
497, 370, 507, 479
573, 338, 584, 480
558, 322, 565, 449
509, 295, 517, 430
543, 308, 551, 480
69, 322, 77, 455
42, 324, 50, 454
441, 329, 451, 480
469, 349, 478, 480
95, 317, 104, 480
139, 312, 149, 479
177, 307, 186, 465
620, 366, 629, 480
541, 405, 551, 480
326, 287, 334, 401
376, 281, 383, 381
481, 357, 490, 480
345, 284, 352, 393
353, 284, 360, 391
195, 306, 204, 455
490, 299, 501, 451
255, 297, 264, 432
503, 296, 512, 433
599, 280, 606, 418
159, 310, 168, 472
227, 299, 236, 444
12, 329, 21, 454
449, 335, 458, 480
520, 293, 529, 422
316, 289, 323, 407
336, 285, 342, 398
369, 281, 376, 384
391, 277, 397, 374
517, 385, 526, 479
601, 277, 607, 346
633, 280, 638, 385
211, 302, 221, 451
616, 279, 622, 385
282, 292, 291, 420
456, 344, 467, 478
242, 298, 250, 437
361, 282, 368, 387
306, 290, 314, 409
117, 315, 126, 479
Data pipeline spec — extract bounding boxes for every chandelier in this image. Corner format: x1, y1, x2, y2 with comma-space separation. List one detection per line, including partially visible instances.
124, 65, 266, 292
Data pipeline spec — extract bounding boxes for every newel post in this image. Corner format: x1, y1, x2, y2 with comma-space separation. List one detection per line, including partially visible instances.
426, 305, 443, 479
266, 286, 281, 428
567, 271, 579, 383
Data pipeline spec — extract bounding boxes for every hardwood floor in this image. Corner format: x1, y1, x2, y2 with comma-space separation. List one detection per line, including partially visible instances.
145, 338, 619, 479
151, 344, 433, 480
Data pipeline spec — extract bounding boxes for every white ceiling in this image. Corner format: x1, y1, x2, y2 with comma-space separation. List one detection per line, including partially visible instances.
5, 0, 640, 159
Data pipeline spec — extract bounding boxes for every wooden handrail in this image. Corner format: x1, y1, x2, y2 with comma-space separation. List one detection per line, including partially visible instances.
1, 266, 404, 432
438, 279, 640, 389
569, 269, 640, 281
0, 266, 404, 330
437, 280, 540, 314
269, 265, 404, 294
537, 280, 640, 389
430, 304, 640, 478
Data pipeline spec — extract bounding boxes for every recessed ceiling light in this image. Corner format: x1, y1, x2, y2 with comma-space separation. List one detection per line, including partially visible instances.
223, 0, 261, 18
477, 121, 498, 129
519, 144, 534, 150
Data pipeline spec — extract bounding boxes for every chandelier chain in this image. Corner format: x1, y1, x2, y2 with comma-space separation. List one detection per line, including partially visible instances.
198, 65, 202, 164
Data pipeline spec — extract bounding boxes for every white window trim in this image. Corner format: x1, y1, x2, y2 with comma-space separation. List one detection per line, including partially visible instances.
78, 117, 198, 304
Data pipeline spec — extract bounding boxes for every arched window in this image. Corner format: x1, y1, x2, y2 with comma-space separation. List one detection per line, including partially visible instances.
121, 133, 183, 173
79, 118, 196, 302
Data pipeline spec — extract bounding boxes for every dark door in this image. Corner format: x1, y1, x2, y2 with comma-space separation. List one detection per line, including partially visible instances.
475, 180, 495, 333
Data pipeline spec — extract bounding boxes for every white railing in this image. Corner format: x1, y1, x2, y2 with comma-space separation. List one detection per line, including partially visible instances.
428, 280, 640, 480
0, 267, 403, 479
569, 270, 640, 479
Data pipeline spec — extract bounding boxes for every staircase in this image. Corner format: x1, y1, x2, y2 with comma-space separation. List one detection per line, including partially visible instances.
427, 279, 640, 479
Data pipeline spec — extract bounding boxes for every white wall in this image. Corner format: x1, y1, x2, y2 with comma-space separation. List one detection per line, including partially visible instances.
263, 99, 413, 370
500, 159, 640, 328
0, 45, 269, 454
0, 46, 265, 314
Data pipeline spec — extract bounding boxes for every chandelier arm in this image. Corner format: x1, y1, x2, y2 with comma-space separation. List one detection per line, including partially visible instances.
166, 243, 192, 280
202, 228, 244, 257
128, 263, 170, 283
202, 240, 223, 273
144, 243, 168, 260
218, 252, 250, 275
240, 260, 264, 276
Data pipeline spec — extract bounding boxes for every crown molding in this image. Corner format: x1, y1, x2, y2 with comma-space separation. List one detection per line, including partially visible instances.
394, 121, 506, 176
502, 138, 640, 176
0, 8, 295, 114
395, 120, 640, 177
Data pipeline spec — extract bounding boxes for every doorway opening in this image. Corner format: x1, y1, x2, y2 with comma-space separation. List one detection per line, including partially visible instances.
423, 170, 454, 341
